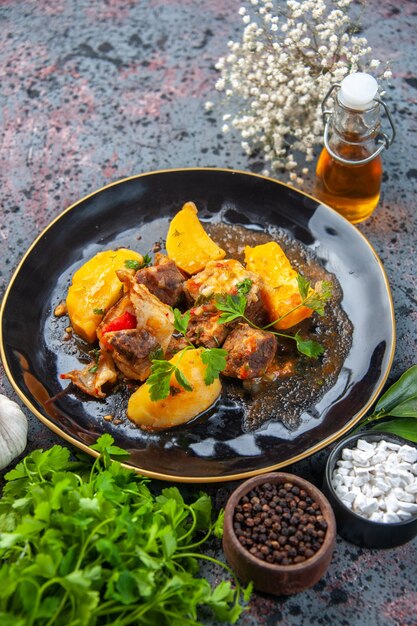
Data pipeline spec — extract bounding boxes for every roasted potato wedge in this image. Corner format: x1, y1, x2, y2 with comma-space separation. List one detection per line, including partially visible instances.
66, 248, 143, 343
127, 348, 221, 430
244, 242, 313, 330
166, 202, 225, 274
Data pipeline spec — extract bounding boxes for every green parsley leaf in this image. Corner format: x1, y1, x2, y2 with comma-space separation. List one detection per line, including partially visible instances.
294, 332, 325, 358
149, 345, 164, 361
173, 308, 190, 336
236, 278, 253, 296
147, 360, 176, 401
92, 308, 105, 315
201, 348, 228, 385
89, 364, 98, 373
216, 294, 247, 324
124, 254, 152, 271
147, 354, 193, 400
90, 433, 128, 457
296, 274, 310, 300
304, 280, 333, 316
174, 367, 193, 392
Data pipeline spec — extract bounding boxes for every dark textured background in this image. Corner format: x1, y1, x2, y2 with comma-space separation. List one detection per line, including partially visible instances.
1, 1, 416, 624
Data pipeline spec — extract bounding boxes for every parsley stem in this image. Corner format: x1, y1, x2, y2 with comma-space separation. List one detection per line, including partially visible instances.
240, 314, 299, 344
261, 297, 310, 330
176, 504, 197, 543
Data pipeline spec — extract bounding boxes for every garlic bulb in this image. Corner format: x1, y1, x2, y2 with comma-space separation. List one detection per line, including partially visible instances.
0, 394, 28, 470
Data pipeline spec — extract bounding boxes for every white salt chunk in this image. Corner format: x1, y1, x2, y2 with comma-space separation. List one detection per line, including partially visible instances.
396, 501, 417, 514
397, 510, 413, 521
386, 442, 401, 451
385, 493, 400, 513
383, 512, 401, 523
353, 492, 367, 512
392, 488, 414, 503
372, 451, 388, 464
351, 449, 372, 465
357, 439, 376, 452
362, 497, 379, 516
336, 460, 354, 470
353, 475, 370, 487
341, 448, 353, 461
398, 445, 417, 463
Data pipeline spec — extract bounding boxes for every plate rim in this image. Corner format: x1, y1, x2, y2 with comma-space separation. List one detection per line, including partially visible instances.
0, 167, 396, 482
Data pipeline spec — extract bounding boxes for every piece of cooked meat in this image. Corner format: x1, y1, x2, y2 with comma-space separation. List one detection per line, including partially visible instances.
106, 328, 159, 381
61, 348, 117, 398
165, 333, 189, 359
135, 254, 186, 307
185, 259, 268, 326
186, 303, 230, 348
116, 271, 174, 353
222, 323, 277, 379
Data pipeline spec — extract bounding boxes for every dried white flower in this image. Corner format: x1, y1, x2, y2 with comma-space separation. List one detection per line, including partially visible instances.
210, 0, 391, 183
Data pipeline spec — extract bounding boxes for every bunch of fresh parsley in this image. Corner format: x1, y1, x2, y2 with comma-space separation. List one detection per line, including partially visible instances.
0, 435, 250, 626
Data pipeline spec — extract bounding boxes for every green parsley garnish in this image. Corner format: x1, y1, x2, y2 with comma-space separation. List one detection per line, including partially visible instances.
124, 253, 152, 271
236, 278, 253, 296
147, 356, 193, 401
215, 274, 333, 359
0, 435, 250, 624
93, 308, 105, 315
200, 348, 228, 385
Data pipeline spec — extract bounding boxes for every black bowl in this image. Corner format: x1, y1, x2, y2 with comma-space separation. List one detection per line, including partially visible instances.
323, 431, 417, 549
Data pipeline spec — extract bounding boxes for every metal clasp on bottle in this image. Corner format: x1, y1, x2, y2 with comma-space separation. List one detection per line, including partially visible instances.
321, 83, 396, 166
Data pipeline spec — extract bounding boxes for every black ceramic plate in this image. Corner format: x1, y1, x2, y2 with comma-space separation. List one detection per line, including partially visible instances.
0, 169, 395, 482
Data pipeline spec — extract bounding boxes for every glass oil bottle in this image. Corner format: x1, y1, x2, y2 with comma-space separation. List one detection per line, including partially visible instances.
314, 73, 395, 223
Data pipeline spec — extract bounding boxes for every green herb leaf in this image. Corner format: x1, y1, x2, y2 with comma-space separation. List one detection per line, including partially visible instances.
173, 308, 191, 336
369, 417, 417, 442
376, 365, 417, 415
92, 308, 104, 315
147, 360, 176, 401
201, 348, 228, 385
174, 367, 193, 392
213, 509, 225, 538
297, 274, 310, 300
149, 345, 164, 361
124, 254, 152, 271
148, 353, 194, 400
90, 433, 127, 457
89, 365, 98, 373
216, 294, 247, 324
236, 278, 253, 296
294, 332, 325, 358
304, 280, 333, 316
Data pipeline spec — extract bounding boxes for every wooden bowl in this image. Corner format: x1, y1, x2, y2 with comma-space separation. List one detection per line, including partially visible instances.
223, 472, 336, 595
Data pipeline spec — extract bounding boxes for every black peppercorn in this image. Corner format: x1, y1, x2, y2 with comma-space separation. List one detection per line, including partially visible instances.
232, 481, 327, 566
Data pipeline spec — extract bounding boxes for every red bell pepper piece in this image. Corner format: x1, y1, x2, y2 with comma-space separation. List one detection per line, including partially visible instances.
101, 311, 137, 335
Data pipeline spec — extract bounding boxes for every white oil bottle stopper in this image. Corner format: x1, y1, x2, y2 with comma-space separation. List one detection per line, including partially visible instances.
338, 72, 379, 111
